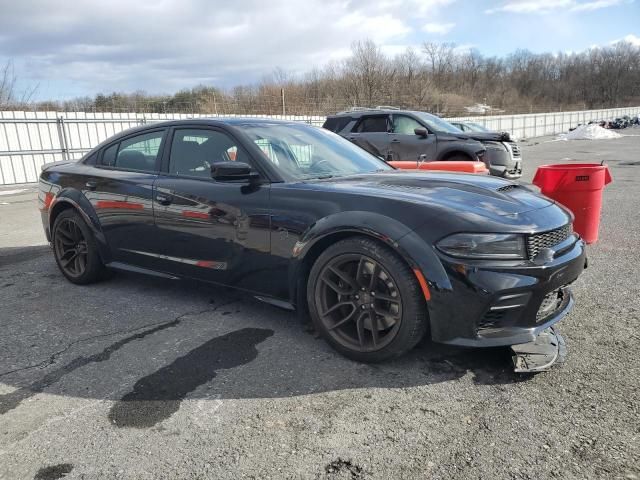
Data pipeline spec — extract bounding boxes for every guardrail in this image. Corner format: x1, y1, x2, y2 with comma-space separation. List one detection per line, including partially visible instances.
0, 108, 638, 185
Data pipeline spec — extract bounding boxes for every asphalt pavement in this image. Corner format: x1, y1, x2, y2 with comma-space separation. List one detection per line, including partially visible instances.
0, 130, 639, 479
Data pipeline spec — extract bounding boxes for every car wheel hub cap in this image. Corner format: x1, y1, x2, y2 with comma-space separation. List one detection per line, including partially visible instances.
315, 254, 403, 353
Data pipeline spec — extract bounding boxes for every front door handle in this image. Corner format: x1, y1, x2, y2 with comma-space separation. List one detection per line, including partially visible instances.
85, 180, 97, 190
156, 194, 173, 205
390, 139, 400, 143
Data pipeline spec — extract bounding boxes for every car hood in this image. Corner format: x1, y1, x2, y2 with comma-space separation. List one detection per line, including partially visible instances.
434, 132, 487, 146
463, 131, 512, 142
439, 130, 511, 142
305, 171, 553, 218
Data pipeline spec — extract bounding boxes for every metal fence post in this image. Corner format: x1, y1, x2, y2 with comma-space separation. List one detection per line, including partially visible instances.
56, 115, 69, 161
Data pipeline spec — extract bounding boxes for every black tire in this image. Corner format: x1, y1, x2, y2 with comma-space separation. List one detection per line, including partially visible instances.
52, 209, 106, 285
307, 236, 428, 362
444, 153, 473, 162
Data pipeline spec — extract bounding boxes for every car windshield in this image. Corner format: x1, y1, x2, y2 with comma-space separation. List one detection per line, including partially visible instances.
413, 112, 464, 134
465, 122, 490, 132
237, 122, 392, 180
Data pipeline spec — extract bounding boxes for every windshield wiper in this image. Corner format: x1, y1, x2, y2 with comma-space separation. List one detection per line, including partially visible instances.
302, 174, 335, 180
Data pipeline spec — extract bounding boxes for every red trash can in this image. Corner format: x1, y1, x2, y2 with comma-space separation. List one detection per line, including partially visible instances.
532, 163, 612, 244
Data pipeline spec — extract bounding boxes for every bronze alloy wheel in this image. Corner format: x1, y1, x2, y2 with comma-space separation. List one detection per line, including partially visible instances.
314, 253, 403, 353
53, 217, 89, 278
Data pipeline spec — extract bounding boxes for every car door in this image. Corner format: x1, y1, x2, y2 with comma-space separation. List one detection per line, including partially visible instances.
152, 126, 271, 289
387, 114, 437, 162
347, 115, 392, 159
83, 129, 167, 267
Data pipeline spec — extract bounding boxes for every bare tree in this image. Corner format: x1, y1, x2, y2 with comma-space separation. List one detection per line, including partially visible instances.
343, 40, 395, 106
0, 60, 39, 109
22, 39, 640, 116
0, 61, 17, 107
422, 42, 456, 87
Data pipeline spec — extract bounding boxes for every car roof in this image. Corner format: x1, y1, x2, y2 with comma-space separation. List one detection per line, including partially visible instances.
146, 117, 302, 128
82, 117, 307, 155
107, 117, 305, 139
328, 109, 431, 118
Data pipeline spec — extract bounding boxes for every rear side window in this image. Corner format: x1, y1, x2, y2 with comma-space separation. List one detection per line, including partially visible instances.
101, 143, 118, 167
117, 132, 163, 171
83, 152, 98, 165
323, 116, 351, 133
100, 131, 164, 172
355, 116, 389, 133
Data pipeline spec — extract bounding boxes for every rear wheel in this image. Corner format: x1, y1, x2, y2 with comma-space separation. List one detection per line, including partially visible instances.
307, 236, 428, 362
52, 209, 106, 284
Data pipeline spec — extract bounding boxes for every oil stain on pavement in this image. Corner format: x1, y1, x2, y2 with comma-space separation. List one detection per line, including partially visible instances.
33, 463, 73, 480
0, 315, 186, 415
108, 328, 274, 428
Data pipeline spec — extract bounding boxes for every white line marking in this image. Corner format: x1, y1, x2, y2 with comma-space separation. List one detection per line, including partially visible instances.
0, 189, 27, 196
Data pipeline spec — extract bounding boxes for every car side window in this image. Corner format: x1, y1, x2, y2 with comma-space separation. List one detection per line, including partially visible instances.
169, 128, 252, 178
354, 116, 389, 133
101, 143, 118, 167
392, 115, 424, 135
115, 131, 164, 171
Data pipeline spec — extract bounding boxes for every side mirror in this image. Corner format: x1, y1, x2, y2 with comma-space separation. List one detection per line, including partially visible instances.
414, 127, 428, 138
211, 162, 260, 182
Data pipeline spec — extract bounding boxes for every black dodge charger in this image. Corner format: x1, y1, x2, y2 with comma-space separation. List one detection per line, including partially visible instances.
38, 119, 586, 364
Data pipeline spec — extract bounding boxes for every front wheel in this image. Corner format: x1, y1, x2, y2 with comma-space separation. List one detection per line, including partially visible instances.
307, 237, 428, 362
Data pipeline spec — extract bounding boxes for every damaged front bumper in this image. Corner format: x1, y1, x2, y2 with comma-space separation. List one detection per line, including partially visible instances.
511, 327, 567, 373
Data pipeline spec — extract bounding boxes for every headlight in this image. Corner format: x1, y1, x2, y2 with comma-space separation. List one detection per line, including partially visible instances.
436, 233, 526, 259
483, 141, 507, 150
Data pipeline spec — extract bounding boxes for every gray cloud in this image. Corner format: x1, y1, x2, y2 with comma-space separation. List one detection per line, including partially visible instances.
0, 0, 455, 97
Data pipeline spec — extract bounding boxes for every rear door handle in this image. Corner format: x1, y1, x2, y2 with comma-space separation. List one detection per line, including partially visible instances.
85, 180, 97, 190
156, 194, 173, 205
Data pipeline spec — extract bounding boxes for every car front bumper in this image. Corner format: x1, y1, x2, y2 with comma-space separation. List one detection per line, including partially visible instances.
484, 146, 522, 179
424, 237, 587, 347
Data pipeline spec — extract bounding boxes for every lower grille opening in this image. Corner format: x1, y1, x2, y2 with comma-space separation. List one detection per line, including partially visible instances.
477, 310, 507, 330
536, 289, 564, 323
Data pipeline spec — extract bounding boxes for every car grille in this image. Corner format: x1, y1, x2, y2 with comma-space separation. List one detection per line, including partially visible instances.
526, 224, 573, 259
510, 143, 521, 157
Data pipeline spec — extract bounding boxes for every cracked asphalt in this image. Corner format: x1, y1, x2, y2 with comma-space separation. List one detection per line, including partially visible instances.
1, 130, 639, 479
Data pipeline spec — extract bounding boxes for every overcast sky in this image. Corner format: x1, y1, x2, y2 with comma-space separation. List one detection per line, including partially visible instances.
0, 0, 638, 100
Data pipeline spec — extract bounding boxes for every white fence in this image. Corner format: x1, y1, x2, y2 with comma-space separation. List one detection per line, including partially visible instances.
1, 107, 638, 185
448, 106, 640, 141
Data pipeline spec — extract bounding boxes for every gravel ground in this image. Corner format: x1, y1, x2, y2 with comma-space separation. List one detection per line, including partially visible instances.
0, 131, 639, 479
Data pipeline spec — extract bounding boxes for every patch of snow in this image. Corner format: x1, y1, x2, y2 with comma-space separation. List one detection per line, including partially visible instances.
464, 103, 505, 115
558, 124, 622, 141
